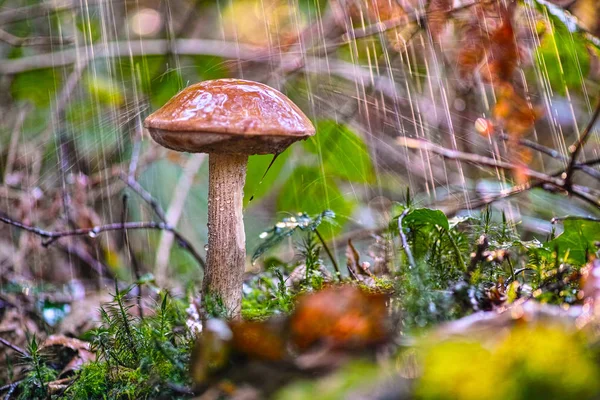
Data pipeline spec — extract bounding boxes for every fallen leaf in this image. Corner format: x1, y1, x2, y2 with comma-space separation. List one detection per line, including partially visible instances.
290, 285, 389, 351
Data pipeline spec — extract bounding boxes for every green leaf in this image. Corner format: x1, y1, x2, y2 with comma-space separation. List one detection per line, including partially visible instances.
83, 74, 124, 107
305, 120, 374, 183
404, 208, 450, 231
297, 0, 328, 17
193, 55, 231, 81
244, 151, 290, 206
11, 69, 62, 106
535, 20, 590, 95
277, 166, 354, 238
149, 68, 184, 109
545, 218, 600, 264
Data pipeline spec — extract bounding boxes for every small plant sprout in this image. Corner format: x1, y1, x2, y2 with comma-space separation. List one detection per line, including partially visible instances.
144, 79, 315, 317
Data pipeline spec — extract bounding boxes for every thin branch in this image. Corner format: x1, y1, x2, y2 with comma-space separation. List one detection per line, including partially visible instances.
0, 39, 266, 74
0, 0, 125, 25
397, 208, 416, 269
120, 173, 206, 270
57, 243, 109, 277
497, 133, 600, 181
551, 215, 600, 223
0, 212, 204, 270
498, 133, 567, 161
0, 40, 404, 103
120, 174, 167, 222
0, 379, 24, 397
564, 96, 600, 189
0, 337, 28, 357
397, 137, 565, 186
122, 194, 143, 319
398, 137, 600, 210
346, 0, 487, 40
315, 228, 342, 282
0, 28, 71, 46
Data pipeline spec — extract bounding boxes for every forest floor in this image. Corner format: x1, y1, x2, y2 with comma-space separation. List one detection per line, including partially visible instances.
2, 206, 600, 399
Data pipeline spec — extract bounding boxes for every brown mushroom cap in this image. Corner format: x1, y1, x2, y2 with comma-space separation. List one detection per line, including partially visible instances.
144, 79, 315, 155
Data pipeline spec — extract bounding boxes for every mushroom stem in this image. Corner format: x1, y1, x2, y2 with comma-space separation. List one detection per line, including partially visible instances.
204, 152, 248, 317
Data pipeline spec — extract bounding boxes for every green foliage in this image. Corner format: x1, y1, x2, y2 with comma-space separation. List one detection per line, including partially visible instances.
11, 69, 62, 106
17, 336, 57, 400
243, 231, 328, 320
544, 218, 600, 264
64, 289, 193, 399
242, 266, 294, 320
245, 151, 291, 206
304, 120, 375, 183
535, 16, 590, 94
278, 167, 352, 238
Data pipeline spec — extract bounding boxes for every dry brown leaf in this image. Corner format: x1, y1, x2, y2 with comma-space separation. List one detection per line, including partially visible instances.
41, 334, 96, 377
290, 285, 389, 351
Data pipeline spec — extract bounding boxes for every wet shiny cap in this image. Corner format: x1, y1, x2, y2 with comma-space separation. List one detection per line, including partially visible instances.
144, 79, 315, 155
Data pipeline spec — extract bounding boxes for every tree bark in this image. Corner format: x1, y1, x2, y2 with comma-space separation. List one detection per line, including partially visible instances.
204, 152, 248, 317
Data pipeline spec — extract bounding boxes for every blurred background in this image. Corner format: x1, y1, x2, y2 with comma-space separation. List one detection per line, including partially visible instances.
0, 0, 598, 290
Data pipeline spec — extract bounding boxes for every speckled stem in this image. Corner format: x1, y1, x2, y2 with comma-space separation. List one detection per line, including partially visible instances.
204, 152, 248, 318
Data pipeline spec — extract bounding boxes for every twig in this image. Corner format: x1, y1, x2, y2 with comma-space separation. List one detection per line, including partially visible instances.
498, 133, 600, 180
0, 211, 204, 270
0, 0, 129, 25
551, 215, 600, 223
154, 154, 205, 286
57, 243, 109, 277
498, 133, 567, 161
397, 137, 565, 185
564, 96, 600, 189
346, 0, 488, 40
120, 173, 206, 270
120, 174, 167, 222
315, 228, 342, 281
0, 28, 71, 46
0, 337, 28, 357
122, 194, 143, 319
397, 137, 600, 209
0, 379, 23, 398
0, 39, 266, 74
0, 40, 403, 103
397, 209, 416, 269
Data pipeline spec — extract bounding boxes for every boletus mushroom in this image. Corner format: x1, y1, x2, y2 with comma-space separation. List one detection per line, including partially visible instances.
144, 79, 315, 317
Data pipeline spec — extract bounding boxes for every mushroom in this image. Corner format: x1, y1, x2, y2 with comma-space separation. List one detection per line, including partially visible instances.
144, 79, 315, 317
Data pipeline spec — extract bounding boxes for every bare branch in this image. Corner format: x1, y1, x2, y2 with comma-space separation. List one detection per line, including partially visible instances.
551, 215, 600, 223
564, 96, 600, 189
397, 137, 565, 186
0, 28, 71, 46
0, 337, 28, 357
346, 0, 487, 40
397, 137, 600, 210
0, 0, 123, 25
120, 174, 206, 270
497, 133, 600, 181
0, 211, 205, 269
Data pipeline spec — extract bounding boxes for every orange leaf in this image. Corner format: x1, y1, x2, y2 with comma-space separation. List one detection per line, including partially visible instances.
290, 285, 389, 351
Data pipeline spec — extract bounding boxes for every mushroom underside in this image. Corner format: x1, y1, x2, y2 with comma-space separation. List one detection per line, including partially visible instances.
147, 129, 311, 155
